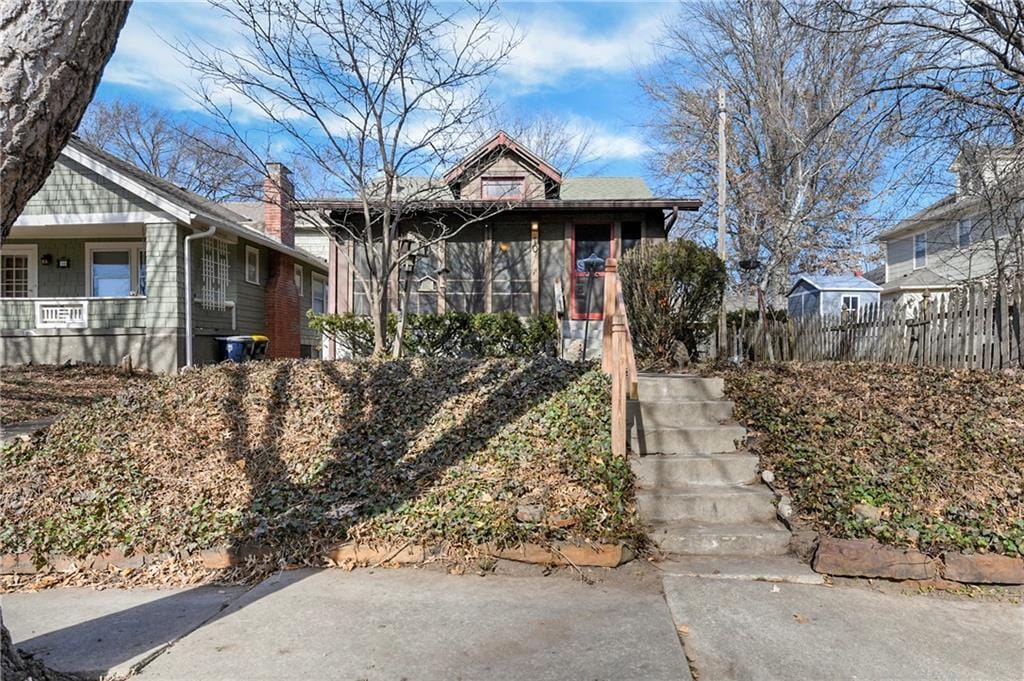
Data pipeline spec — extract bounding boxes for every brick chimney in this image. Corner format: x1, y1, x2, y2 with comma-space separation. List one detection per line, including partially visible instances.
263, 162, 295, 247
262, 161, 300, 358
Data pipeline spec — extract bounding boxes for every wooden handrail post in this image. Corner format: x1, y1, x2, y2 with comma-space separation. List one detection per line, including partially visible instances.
602, 258, 618, 373
611, 313, 627, 459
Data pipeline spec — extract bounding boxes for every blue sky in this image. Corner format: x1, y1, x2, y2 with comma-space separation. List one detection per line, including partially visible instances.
91, 0, 679, 180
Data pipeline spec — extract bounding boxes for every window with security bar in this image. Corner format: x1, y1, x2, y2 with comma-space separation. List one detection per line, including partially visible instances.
201, 239, 231, 310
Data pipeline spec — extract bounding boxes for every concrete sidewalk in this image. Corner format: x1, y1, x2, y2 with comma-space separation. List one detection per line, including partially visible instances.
663, 576, 1024, 681
4, 568, 690, 680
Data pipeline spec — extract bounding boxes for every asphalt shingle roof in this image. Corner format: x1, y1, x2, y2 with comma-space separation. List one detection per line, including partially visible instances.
879, 268, 954, 291
788, 274, 882, 296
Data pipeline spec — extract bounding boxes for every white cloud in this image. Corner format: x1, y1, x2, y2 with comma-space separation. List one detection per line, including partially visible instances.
497, 4, 673, 89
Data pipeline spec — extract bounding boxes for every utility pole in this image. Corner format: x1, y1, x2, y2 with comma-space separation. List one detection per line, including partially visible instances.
717, 87, 728, 359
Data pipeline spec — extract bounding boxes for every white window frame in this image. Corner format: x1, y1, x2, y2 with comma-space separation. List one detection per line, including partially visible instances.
311, 272, 327, 314
245, 245, 260, 285
294, 263, 304, 296
957, 218, 972, 248
913, 233, 927, 269
85, 242, 146, 298
841, 294, 860, 313
0, 243, 38, 298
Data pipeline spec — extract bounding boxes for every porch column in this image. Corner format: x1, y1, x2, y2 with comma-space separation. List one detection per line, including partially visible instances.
143, 221, 184, 373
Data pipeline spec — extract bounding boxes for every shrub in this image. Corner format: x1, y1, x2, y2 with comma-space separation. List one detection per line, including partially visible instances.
309, 311, 559, 358
618, 240, 727, 369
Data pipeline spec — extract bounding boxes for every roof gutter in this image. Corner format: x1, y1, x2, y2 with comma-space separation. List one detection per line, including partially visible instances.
183, 224, 216, 368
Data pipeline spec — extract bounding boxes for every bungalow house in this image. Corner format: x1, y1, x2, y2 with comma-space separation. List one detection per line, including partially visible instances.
301, 131, 700, 356
876, 147, 1023, 308
0, 136, 327, 373
787, 274, 881, 319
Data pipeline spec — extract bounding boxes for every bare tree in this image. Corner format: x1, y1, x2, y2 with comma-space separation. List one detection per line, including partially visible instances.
475, 110, 603, 175
182, 0, 518, 354
0, 1, 131, 672
808, 3, 1024, 297
78, 99, 263, 200
644, 0, 902, 299
0, 0, 131, 240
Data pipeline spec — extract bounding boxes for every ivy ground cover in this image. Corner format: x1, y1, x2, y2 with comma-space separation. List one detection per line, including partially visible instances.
722, 362, 1024, 557
1, 358, 639, 575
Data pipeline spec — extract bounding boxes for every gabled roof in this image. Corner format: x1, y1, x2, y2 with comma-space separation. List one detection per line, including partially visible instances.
60, 137, 326, 268
787, 274, 881, 297
442, 130, 562, 185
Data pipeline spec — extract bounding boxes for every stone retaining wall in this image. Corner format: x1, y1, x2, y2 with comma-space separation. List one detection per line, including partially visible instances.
812, 536, 1024, 585
0, 541, 634, 576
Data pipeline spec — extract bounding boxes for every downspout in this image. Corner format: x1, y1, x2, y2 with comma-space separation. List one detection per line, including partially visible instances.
184, 225, 217, 367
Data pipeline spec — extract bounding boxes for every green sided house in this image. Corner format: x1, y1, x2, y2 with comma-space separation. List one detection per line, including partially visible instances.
311, 131, 700, 357
0, 136, 328, 373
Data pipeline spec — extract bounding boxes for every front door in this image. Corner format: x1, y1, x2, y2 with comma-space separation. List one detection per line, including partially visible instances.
571, 224, 611, 320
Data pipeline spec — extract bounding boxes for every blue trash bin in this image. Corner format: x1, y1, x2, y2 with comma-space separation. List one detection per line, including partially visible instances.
217, 335, 252, 363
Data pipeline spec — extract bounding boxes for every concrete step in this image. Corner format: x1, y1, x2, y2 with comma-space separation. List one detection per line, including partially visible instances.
636, 486, 777, 524
632, 453, 758, 487
649, 522, 791, 557
628, 399, 735, 428
629, 424, 746, 455
659, 555, 825, 584
637, 374, 725, 401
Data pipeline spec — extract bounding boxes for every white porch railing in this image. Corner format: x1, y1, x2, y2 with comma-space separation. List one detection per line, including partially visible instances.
35, 299, 89, 328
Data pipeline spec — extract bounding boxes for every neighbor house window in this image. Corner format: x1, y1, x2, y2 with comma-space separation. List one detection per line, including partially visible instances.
958, 219, 972, 248
914, 233, 927, 269
294, 264, 304, 296
482, 176, 524, 200
245, 246, 260, 284
841, 295, 860, 313
86, 243, 145, 297
1, 245, 37, 298
311, 273, 327, 314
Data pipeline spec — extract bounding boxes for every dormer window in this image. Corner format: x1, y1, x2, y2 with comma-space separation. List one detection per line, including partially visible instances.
482, 176, 524, 200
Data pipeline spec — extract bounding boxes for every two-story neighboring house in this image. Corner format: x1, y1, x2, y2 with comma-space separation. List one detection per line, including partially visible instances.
304, 131, 701, 356
0, 137, 328, 373
877, 148, 1023, 309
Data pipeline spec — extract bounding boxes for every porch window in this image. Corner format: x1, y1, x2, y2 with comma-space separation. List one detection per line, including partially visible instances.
621, 221, 643, 256
572, 224, 611, 320
86, 243, 145, 297
482, 177, 524, 200
311, 273, 327, 314
1, 245, 37, 298
492, 224, 531, 315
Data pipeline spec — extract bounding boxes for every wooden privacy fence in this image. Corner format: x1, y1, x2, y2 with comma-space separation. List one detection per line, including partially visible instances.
729, 281, 1024, 370
601, 258, 638, 459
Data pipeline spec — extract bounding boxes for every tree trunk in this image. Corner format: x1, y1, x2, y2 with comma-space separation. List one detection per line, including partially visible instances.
0, 0, 132, 238
0, 1, 130, 673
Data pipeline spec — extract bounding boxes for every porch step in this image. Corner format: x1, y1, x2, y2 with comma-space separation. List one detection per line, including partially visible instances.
629, 424, 746, 455
637, 374, 725, 401
659, 556, 825, 585
632, 453, 758, 488
628, 399, 735, 428
648, 522, 791, 557
636, 486, 777, 524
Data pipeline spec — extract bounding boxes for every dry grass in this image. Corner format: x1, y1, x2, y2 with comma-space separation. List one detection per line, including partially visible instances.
1, 364, 151, 426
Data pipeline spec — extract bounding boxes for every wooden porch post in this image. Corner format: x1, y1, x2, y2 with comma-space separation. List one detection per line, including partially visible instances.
602, 258, 618, 372
530, 221, 540, 315
611, 313, 627, 459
